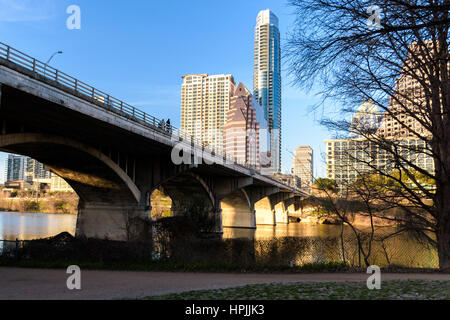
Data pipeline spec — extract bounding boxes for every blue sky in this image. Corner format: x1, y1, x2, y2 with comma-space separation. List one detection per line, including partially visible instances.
0, 0, 332, 183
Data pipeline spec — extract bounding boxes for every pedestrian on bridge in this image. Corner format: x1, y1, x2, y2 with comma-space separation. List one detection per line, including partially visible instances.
166, 119, 172, 135
158, 119, 165, 130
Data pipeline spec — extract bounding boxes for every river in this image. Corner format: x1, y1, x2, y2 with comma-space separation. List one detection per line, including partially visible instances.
0, 211, 347, 241
0, 211, 77, 240
0, 211, 439, 268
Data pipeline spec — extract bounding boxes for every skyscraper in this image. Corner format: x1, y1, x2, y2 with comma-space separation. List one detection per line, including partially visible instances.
5, 154, 26, 181
223, 83, 268, 168
292, 146, 314, 192
377, 41, 437, 139
5, 154, 51, 183
181, 74, 236, 154
254, 9, 282, 174
349, 101, 382, 138
325, 41, 441, 187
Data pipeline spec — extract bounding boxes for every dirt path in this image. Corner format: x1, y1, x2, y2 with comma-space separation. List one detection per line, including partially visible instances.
1, 267, 448, 300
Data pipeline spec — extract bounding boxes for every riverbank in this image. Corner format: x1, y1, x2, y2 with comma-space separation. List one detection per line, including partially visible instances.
0, 231, 442, 272
0, 267, 448, 300
0, 257, 445, 274
0, 192, 78, 215
291, 206, 399, 227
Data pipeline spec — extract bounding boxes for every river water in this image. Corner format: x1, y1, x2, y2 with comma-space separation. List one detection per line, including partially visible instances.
0, 211, 439, 268
0, 211, 77, 240
0, 211, 347, 241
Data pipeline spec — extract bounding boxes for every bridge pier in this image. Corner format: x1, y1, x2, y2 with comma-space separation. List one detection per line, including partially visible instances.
210, 205, 224, 234
274, 202, 289, 224
255, 197, 276, 226
76, 202, 151, 241
221, 190, 256, 229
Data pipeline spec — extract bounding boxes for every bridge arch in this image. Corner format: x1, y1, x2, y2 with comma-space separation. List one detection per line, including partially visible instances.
154, 172, 217, 220
255, 197, 276, 226
148, 186, 172, 220
221, 188, 255, 229
0, 133, 141, 203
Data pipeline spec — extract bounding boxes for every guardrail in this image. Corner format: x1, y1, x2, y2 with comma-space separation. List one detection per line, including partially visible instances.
0, 42, 304, 192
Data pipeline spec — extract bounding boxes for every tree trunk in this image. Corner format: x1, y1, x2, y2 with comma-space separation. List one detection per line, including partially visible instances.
437, 185, 450, 270
435, 144, 450, 270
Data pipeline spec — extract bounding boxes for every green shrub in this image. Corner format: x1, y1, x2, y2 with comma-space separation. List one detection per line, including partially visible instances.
23, 200, 41, 212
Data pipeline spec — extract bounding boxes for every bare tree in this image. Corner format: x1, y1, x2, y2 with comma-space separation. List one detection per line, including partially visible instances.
286, 0, 450, 269
312, 177, 396, 267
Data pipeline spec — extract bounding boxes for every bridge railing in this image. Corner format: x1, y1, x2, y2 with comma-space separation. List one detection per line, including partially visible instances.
0, 42, 269, 177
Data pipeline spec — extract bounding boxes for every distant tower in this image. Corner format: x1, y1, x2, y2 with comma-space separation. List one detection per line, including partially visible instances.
349, 101, 382, 138
254, 9, 281, 174
292, 146, 314, 192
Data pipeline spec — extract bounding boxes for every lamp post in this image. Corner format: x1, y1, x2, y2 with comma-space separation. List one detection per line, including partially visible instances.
43, 51, 63, 78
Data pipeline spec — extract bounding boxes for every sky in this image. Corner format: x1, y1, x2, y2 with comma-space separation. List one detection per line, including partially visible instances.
0, 0, 333, 183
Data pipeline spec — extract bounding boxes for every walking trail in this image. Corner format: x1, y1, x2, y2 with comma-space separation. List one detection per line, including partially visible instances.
1, 267, 448, 300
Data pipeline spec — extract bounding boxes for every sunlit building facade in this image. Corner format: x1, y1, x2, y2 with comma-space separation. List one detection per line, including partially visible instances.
4, 153, 73, 192
5, 154, 26, 182
325, 138, 434, 187
377, 41, 447, 139
326, 41, 444, 187
50, 174, 74, 192
5, 155, 50, 182
223, 83, 269, 169
181, 74, 236, 154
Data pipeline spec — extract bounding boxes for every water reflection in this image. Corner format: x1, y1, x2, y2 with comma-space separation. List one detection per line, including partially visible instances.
224, 224, 348, 239
0, 212, 438, 268
0, 211, 77, 240
223, 223, 438, 269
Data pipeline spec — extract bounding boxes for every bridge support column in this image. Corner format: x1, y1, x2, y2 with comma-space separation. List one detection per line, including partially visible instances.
221, 190, 256, 229
167, 197, 223, 235
255, 197, 276, 226
210, 204, 223, 234
76, 202, 151, 241
274, 202, 289, 224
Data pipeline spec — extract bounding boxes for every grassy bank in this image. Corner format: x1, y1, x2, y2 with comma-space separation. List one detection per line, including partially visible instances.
147, 280, 450, 300
0, 256, 443, 274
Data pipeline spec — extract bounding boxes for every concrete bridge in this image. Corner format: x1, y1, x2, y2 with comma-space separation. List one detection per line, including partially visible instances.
0, 42, 308, 241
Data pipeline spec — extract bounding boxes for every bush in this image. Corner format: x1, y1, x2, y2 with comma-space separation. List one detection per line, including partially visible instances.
22, 200, 41, 212
54, 200, 70, 213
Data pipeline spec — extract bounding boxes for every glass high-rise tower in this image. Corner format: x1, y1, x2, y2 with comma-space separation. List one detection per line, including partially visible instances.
253, 9, 281, 174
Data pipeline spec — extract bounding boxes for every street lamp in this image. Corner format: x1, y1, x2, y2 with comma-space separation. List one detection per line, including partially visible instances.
43, 51, 63, 78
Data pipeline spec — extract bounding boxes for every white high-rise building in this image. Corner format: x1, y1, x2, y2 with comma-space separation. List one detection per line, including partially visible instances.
181, 74, 236, 154
254, 9, 282, 174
